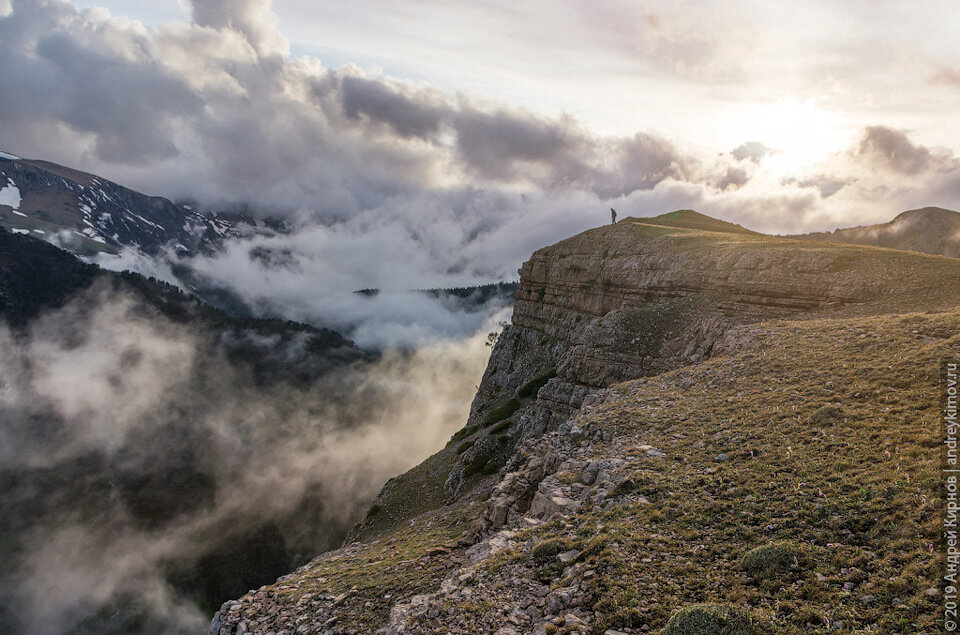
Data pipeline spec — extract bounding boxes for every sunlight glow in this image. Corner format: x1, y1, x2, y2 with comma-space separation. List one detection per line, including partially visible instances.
732, 99, 850, 174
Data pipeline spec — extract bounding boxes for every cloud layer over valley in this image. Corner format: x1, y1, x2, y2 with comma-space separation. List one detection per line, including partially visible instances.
0, 285, 500, 633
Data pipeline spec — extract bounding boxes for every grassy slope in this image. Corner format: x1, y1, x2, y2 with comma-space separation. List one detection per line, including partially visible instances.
637, 209, 760, 235
341, 221, 960, 600
480, 309, 957, 633
235, 502, 483, 632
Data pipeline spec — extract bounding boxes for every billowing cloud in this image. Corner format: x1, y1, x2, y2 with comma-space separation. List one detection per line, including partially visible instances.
339, 75, 446, 140
189, 0, 287, 57
2, 0, 960, 300
855, 126, 935, 175
0, 0, 748, 210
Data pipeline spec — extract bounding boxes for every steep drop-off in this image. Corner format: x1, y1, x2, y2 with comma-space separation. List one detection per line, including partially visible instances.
212, 211, 960, 634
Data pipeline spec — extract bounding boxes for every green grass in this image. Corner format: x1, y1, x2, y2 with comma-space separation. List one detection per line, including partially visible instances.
661, 604, 755, 635
517, 368, 556, 398
482, 397, 522, 426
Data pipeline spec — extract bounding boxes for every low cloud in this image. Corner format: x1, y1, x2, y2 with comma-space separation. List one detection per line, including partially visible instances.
0, 286, 500, 632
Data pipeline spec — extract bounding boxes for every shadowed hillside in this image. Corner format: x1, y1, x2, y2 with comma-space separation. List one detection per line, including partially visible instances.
631, 209, 760, 235
791, 206, 960, 258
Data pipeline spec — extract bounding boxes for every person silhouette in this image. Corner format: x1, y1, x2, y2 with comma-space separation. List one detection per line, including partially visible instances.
610, 208, 617, 224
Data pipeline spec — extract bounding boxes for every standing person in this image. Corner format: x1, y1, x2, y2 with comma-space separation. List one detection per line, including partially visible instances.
610, 208, 617, 224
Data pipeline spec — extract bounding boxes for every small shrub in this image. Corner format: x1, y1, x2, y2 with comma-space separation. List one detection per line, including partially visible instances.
741, 541, 802, 578
489, 419, 512, 435
365, 504, 380, 518
456, 440, 475, 454
578, 533, 609, 560
451, 423, 479, 443
483, 398, 521, 426
531, 538, 566, 562
463, 455, 504, 478
661, 604, 754, 635
482, 461, 501, 475
518, 368, 557, 398
611, 478, 637, 497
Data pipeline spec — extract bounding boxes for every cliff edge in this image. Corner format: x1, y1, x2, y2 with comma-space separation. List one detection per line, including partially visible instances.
211, 210, 960, 634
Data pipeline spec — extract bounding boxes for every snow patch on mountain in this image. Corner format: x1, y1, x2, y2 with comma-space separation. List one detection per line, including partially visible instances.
0, 179, 21, 210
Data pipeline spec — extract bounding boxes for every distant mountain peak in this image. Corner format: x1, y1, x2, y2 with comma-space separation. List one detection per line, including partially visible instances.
0, 154, 255, 258
792, 205, 960, 258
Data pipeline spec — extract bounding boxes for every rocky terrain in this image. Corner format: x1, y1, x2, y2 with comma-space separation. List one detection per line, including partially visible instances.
792, 206, 960, 258
210, 210, 960, 633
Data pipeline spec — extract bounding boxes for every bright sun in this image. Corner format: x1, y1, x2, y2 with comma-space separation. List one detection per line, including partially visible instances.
732, 99, 849, 174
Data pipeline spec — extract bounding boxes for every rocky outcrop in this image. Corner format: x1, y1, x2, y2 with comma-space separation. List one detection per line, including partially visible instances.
344, 210, 960, 520
508, 213, 903, 386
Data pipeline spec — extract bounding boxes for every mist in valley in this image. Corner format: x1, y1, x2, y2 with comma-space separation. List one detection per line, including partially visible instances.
0, 285, 503, 634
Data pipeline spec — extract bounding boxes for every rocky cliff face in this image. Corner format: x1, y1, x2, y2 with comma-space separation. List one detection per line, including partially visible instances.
210, 210, 960, 634
446, 211, 960, 492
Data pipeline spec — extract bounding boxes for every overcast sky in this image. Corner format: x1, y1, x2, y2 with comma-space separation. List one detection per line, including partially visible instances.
3, 0, 960, 293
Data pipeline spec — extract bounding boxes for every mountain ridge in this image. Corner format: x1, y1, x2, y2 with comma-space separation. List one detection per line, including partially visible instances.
0, 153, 251, 257
210, 210, 960, 634
789, 205, 960, 258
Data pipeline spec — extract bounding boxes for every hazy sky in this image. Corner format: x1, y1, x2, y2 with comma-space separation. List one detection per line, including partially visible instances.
3, 0, 960, 288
